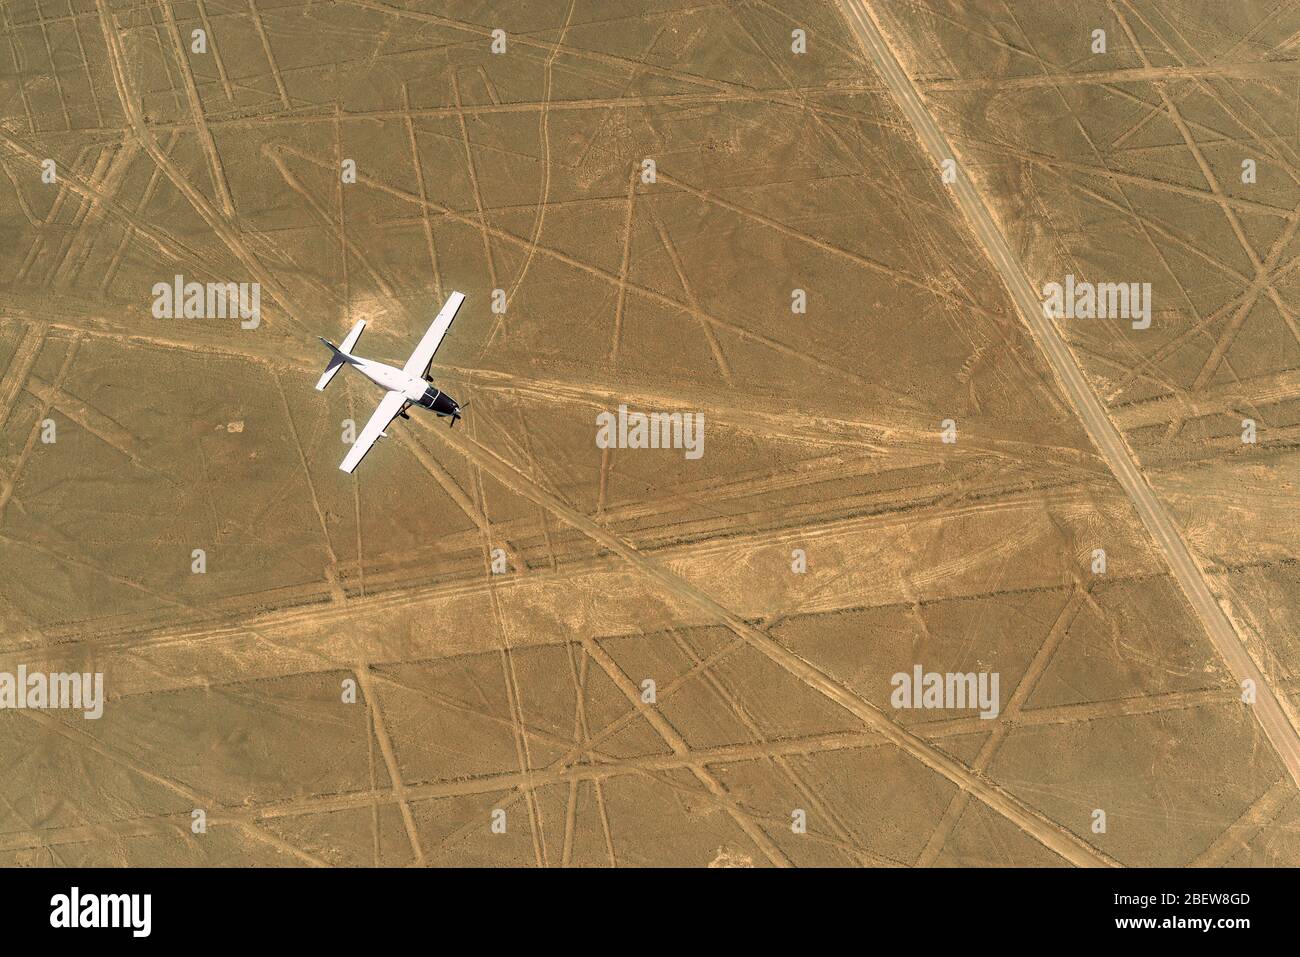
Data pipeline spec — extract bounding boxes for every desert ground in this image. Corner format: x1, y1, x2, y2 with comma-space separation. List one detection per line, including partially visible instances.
0, 0, 1296, 866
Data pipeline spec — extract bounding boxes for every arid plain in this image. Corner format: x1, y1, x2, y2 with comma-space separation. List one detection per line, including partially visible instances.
0, 0, 1296, 866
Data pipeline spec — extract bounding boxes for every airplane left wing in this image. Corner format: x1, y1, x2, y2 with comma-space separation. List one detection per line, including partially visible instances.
402, 291, 466, 378
339, 390, 408, 474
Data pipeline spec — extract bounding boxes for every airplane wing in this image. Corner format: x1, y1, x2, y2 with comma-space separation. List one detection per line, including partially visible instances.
339, 390, 408, 474
402, 291, 466, 378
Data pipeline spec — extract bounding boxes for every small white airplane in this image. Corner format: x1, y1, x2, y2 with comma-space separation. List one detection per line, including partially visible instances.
316, 291, 466, 474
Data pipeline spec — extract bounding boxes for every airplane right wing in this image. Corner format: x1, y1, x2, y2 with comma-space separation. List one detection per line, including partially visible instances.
339, 390, 408, 474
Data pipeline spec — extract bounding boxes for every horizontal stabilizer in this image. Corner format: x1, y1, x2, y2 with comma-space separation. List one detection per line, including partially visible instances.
315, 350, 346, 391
340, 318, 366, 353
315, 319, 366, 391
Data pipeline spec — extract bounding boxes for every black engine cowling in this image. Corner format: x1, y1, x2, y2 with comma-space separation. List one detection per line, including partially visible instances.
417, 387, 459, 417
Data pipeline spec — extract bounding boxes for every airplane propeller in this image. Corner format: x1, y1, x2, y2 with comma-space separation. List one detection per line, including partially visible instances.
449, 399, 469, 428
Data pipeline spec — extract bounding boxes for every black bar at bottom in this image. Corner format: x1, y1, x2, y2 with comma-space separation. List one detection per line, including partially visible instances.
0, 866, 1284, 944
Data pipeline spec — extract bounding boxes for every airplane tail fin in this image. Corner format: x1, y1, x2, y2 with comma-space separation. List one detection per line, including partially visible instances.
315, 319, 366, 391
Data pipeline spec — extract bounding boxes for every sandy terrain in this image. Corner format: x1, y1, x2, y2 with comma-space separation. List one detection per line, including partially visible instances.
0, 0, 1295, 866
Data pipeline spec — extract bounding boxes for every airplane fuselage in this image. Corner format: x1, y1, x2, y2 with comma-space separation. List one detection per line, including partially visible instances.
349, 355, 460, 417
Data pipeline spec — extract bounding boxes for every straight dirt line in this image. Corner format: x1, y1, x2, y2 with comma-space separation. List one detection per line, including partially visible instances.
836, 0, 1300, 790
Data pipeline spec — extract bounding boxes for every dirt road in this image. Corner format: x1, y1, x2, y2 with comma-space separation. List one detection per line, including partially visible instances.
836, 0, 1300, 790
